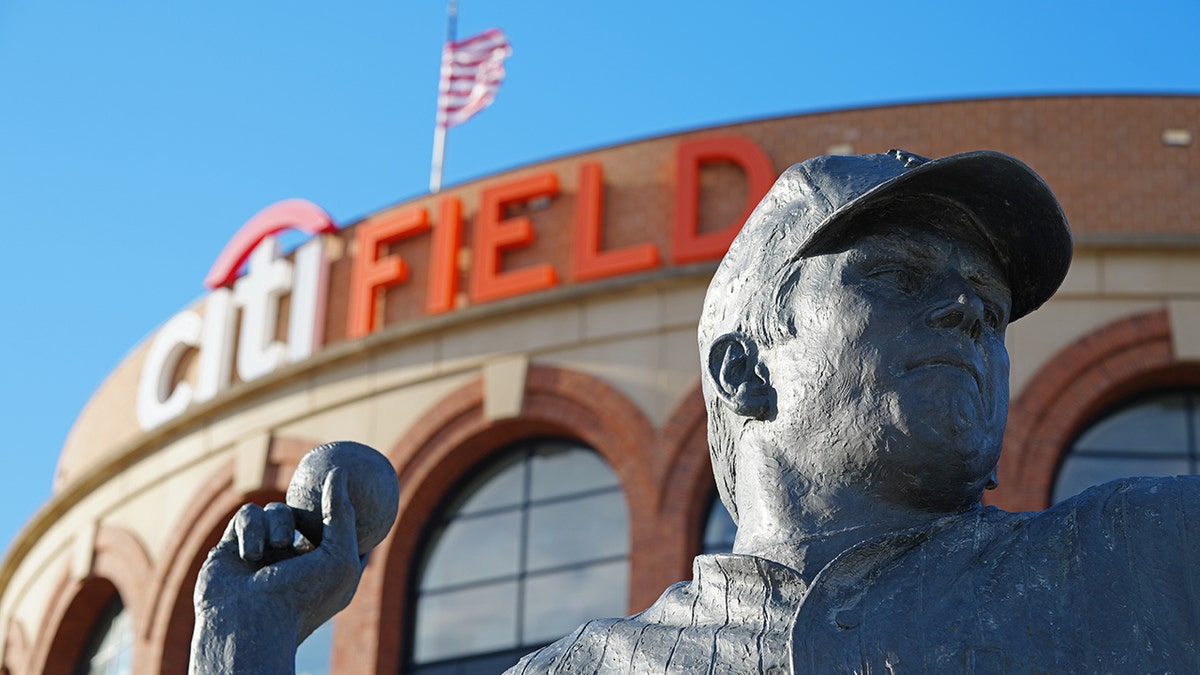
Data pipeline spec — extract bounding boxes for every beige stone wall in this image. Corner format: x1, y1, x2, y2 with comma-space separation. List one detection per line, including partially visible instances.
1008, 247, 1200, 395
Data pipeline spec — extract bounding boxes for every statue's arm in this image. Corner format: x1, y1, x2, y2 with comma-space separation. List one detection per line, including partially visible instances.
190, 595, 300, 674
189, 469, 365, 675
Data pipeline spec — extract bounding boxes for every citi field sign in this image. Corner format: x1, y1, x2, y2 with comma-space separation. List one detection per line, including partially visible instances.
136, 135, 775, 430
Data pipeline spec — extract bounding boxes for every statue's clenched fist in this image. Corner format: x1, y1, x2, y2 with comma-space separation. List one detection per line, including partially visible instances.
189, 442, 398, 675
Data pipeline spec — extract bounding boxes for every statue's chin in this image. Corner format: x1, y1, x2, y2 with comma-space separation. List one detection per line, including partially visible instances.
873, 416, 999, 514
895, 383, 1002, 455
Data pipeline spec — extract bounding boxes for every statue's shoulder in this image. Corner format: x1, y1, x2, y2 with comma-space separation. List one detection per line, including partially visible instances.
503, 616, 635, 674
934, 477, 1200, 563
503, 580, 697, 675
1028, 475, 1200, 543
1049, 474, 1200, 513
505, 554, 804, 674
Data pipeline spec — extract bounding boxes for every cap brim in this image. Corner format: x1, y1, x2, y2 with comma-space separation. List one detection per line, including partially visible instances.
801, 151, 1073, 322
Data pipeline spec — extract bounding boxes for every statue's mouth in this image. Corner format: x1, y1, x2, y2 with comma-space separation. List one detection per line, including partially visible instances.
907, 352, 983, 393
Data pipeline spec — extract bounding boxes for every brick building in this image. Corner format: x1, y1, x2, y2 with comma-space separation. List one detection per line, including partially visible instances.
2, 95, 1198, 674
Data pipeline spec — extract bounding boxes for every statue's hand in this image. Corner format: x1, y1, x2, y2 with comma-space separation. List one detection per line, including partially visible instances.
194, 468, 365, 644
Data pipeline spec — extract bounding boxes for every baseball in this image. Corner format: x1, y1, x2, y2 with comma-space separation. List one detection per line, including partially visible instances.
285, 440, 400, 557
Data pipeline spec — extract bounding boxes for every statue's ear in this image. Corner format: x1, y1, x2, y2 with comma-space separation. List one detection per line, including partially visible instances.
707, 332, 772, 420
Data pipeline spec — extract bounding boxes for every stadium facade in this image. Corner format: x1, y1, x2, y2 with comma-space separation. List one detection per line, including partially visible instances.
2, 95, 1199, 674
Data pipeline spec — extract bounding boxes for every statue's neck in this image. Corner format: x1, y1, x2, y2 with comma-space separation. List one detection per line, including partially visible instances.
730, 490, 944, 585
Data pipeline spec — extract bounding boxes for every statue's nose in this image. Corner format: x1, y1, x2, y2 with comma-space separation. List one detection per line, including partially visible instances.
925, 281, 984, 341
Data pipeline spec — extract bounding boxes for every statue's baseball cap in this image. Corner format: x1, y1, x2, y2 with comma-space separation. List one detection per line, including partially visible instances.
703, 148, 1073, 336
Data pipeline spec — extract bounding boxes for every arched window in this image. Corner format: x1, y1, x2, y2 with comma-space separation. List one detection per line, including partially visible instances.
1053, 390, 1200, 503
702, 494, 737, 554
409, 439, 630, 673
75, 595, 133, 675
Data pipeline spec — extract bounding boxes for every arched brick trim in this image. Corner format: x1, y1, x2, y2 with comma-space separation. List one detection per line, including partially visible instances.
92, 526, 155, 674
2, 619, 28, 675
30, 571, 112, 675
144, 436, 311, 675
651, 384, 717, 594
359, 364, 657, 675
992, 308, 1200, 511
28, 525, 152, 675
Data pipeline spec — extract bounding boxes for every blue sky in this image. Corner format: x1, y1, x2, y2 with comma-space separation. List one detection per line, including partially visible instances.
1, 1, 1196, 555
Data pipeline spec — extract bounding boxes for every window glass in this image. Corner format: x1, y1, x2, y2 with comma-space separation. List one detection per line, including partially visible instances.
522, 560, 629, 644
525, 492, 628, 570
1053, 391, 1200, 503
453, 456, 525, 516
1073, 393, 1189, 454
414, 582, 519, 663
419, 511, 522, 590
75, 596, 133, 675
410, 439, 629, 673
703, 496, 737, 554
529, 441, 619, 500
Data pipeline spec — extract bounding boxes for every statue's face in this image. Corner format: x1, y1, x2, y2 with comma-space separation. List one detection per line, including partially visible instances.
766, 223, 1011, 511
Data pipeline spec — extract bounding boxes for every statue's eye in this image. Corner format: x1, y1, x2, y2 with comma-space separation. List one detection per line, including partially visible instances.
984, 307, 1001, 330
867, 265, 920, 293
983, 304, 1008, 331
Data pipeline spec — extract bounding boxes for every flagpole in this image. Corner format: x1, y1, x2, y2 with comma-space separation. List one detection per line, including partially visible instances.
429, 123, 446, 194
429, 0, 459, 193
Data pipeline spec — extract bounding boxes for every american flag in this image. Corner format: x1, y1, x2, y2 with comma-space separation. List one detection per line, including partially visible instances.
436, 28, 512, 129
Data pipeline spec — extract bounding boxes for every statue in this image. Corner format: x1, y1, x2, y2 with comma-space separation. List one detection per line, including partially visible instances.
190, 150, 1200, 674
509, 150, 1200, 673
